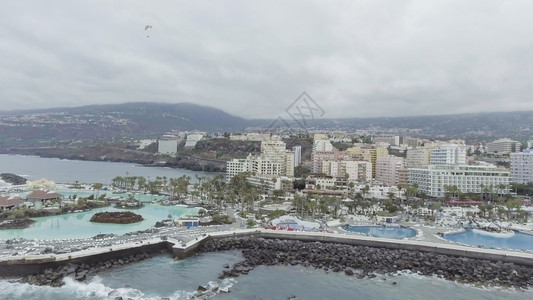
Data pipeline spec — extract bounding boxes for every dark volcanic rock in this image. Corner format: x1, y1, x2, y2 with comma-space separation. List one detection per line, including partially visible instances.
0, 218, 35, 230
18, 252, 155, 287
198, 237, 533, 289
90, 211, 143, 224
0, 173, 27, 185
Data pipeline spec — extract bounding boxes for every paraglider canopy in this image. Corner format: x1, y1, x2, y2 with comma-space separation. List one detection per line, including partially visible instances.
145, 25, 152, 37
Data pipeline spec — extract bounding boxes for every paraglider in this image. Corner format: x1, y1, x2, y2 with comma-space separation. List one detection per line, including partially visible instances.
145, 25, 152, 37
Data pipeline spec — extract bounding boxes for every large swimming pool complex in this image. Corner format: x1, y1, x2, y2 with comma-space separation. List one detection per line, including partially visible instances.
443, 229, 533, 251
345, 225, 417, 239
0, 204, 198, 240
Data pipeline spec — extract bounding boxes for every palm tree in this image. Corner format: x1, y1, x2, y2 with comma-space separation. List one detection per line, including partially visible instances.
387, 192, 396, 202
361, 185, 370, 201
308, 199, 318, 220
397, 184, 405, 205
92, 183, 103, 199
137, 176, 147, 192
497, 183, 508, 197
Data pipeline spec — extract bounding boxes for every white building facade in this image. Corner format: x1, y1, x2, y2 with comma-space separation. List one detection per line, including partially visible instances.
158, 139, 179, 155
486, 138, 521, 154
409, 165, 510, 198
321, 160, 372, 182
510, 149, 533, 184
430, 144, 466, 165
405, 148, 431, 168
292, 146, 302, 167
226, 140, 295, 182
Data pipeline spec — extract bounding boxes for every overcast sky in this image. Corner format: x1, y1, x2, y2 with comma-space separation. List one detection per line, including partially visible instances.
1, 0, 533, 119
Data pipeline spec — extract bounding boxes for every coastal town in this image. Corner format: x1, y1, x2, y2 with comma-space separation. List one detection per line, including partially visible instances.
3, 1, 533, 298
1, 130, 533, 296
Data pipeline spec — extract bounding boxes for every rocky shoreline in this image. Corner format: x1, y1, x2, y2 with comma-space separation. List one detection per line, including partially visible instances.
199, 237, 533, 289
0, 218, 35, 230
19, 251, 158, 287
0, 173, 27, 185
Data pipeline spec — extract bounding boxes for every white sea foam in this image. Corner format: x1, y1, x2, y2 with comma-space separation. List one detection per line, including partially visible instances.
0, 276, 193, 300
0, 180, 11, 188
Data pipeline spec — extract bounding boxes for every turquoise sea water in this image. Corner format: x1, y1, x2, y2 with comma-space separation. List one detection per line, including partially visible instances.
0, 204, 198, 240
444, 230, 533, 251
345, 226, 417, 239
1, 251, 531, 300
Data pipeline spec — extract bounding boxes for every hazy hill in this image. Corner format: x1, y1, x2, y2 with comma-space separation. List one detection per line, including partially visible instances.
309, 111, 533, 141
0, 102, 250, 141
0, 102, 532, 143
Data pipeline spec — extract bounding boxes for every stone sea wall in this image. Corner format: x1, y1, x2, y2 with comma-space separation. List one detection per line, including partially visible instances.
0, 241, 169, 279
199, 237, 533, 289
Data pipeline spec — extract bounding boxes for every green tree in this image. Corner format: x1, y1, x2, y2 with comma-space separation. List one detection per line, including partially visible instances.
92, 183, 103, 199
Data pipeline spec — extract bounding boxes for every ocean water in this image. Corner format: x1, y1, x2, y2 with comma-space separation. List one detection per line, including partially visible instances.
1, 251, 530, 300
444, 230, 533, 251
0, 154, 213, 184
0, 204, 198, 240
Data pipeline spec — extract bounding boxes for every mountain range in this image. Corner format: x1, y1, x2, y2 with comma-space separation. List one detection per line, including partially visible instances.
0, 102, 532, 143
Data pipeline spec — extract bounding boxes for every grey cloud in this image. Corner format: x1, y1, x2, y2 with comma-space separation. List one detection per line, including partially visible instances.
1, 0, 533, 118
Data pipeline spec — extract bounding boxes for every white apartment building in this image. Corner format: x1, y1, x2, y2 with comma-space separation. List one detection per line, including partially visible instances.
261, 140, 287, 161
486, 138, 522, 154
373, 136, 400, 146
409, 165, 510, 198
260, 140, 294, 177
430, 144, 466, 165
402, 137, 419, 148
226, 141, 294, 181
311, 150, 351, 173
246, 174, 282, 190
313, 139, 334, 152
184, 132, 205, 148
375, 156, 404, 186
405, 148, 431, 168
322, 160, 372, 182
158, 139, 179, 154
226, 158, 251, 180
285, 151, 295, 177
250, 155, 283, 176
510, 149, 533, 184
292, 146, 302, 167
346, 161, 373, 182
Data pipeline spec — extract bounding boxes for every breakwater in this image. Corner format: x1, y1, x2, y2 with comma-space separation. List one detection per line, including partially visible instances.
0, 239, 170, 285
3, 229, 533, 289
200, 236, 533, 289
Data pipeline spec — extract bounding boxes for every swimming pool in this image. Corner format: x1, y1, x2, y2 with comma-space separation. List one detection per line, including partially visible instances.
443, 230, 533, 251
345, 225, 417, 239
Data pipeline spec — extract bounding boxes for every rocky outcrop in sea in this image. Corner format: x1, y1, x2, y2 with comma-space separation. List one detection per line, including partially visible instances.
90, 211, 143, 224
0, 218, 35, 230
0, 173, 27, 185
